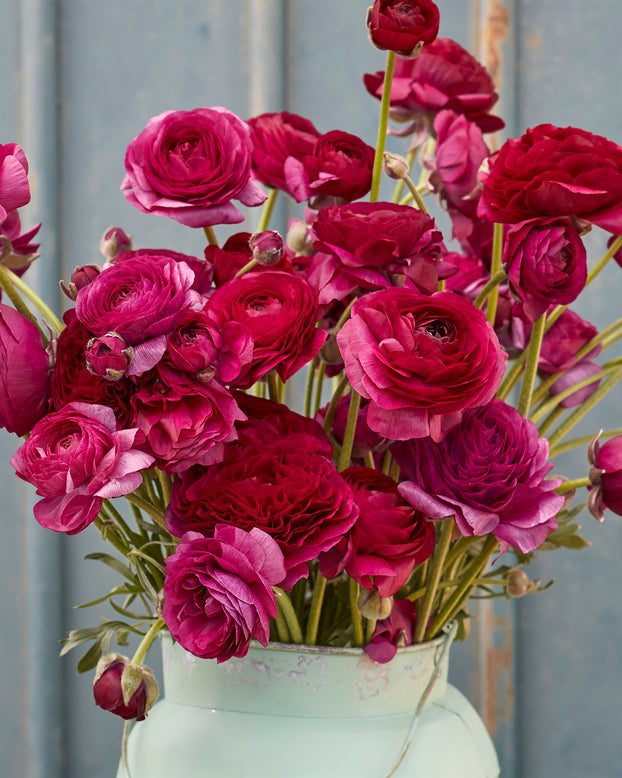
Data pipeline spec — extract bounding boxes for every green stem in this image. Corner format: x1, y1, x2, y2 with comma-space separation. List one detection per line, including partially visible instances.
322, 373, 348, 435
390, 148, 417, 203
486, 223, 504, 326
234, 257, 258, 278
131, 617, 165, 665
549, 428, 622, 458
313, 360, 328, 416
365, 617, 377, 643
305, 573, 327, 645
370, 50, 396, 203
93, 515, 130, 557
303, 356, 318, 418
530, 364, 620, 423
426, 535, 498, 640
124, 493, 167, 529
267, 371, 280, 403
536, 405, 565, 438
349, 578, 364, 647
273, 588, 303, 644
473, 270, 508, 310
337, 390, 361, 472
402, 174, 428, 213
256, 187, 278, 232
273, 601, 291, 642
413, 518, 454, 643
156, 469, 172, 508
556, 477, 590, 494
203, 226, 219, 246
0, 265, 48, 340
517, 313, 547, 417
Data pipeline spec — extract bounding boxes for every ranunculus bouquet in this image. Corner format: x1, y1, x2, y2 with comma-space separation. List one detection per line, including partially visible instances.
2, 0, 620, 738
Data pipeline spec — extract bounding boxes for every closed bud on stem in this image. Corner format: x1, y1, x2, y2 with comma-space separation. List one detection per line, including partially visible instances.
506, 568, 537, 598
357, 589, 393, 620
383, 151, 410, 180
93, 653, 158, 721
249, 230, 284, 266
60, 264, 101, 301
319, 333, 343, 365
85, 331, 133, 380
100, 226, 133, 259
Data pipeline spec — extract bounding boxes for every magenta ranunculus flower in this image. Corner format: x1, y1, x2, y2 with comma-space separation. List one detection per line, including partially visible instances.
364, 599, 418, 664
503, 218, 587, 322
121, 107, 267, 227
163, 526, 286, 662
320, 467, 434, 597
247, 111, 321, 194
395, 399, 564, 554
588, 434, 622, 520
284, 130, 375, 206
165, 421, 358, 588
336, 288, 507, 441
0, 144, 31, 222
364, 38, 504, 133
478, 124, 622, 232
75, 251, 203, 376
204, 270, 326, 388
307, 201, 446, 304
366, 0, 440, 57
0, 303, 50, 436
131, 363, 245, 474
10, 402, 154, 534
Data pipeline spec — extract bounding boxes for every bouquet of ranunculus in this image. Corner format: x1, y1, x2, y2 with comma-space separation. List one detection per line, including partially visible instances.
2, 0, 620, 734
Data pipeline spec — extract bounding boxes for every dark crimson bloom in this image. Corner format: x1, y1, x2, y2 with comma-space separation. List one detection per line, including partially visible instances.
284, 130, 375, 206
367, 0, 440, 57
588, 434, 622, 520
204, 231, 254, 286
93, 654, 158, 721
364, 38, 504, 133
478, 124, 622, 232
364, 599, 418, 663
163, 526, 286, 662
320, 467, 434, 597
503, 218, 587, 322
307, 201, 446, 304
247, 111, 320, 193
395, 399, 564, 554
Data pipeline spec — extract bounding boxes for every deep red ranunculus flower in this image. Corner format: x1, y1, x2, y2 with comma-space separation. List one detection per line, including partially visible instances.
336, 288, 507, 441
204, 270, 326, 388
367, 0, 440, 57
93, 654, 158, 721
307, 201, 446, 304
395, 399, 564, 554
0, 303, 50, 436
363, 38, 504, 133
588, 435, 622, 520
503, 218, 587, 322
478, 124, 622, 232
165, 426, 358, 588
247, 111, 321, 193
121, 107, 267, 227
284, 130, 375, 206
319, 467, 434, 597
163, 526, 286, 662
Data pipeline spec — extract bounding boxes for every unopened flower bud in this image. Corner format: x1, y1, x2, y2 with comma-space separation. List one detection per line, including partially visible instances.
383, 152, 410, 180
358, 589, 393, 621
319, 333, 343, 365
506, 569, 535, 598
249, 230, 284, 266
60, 264, 101, 301
93, 653, 158, 721
100, 226, 133, 260
85, 332, 133, 380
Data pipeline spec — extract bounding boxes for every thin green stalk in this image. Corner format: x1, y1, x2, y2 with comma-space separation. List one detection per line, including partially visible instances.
390, 148, 417, 203
349, 578, 364, 647
321, 372, 348, 435
303, 356, 318, 418
256, 187, 279, 232
381, 449, 392, 475
267, 371, 280, 403
156, 470, 172, 508
313, 360, 328, 416
234, 257, 258, 277
364, 451, 376, 469
131, 617, 165, 665
413, 518, 454, 643
549, 428, 622, 458
536, 405, 565, 438
93, 515, 130, 557
337, 390, 361, 472
273, 601, 291, 643
124, 493, 166, 529
556, 477, 590, 494
517, 313, 547, 417
370, 50, 396, 202
305, 572, 327, 645
530, 364, 620, 423
0, 265, 64, 333
497, 351, 527, 401
365, 617, 377, 644
473, 270, 508, 310
426, 535, 498, 639
203, 226, 219, 246
101, 499, 144, 545
273, 588, 303, 644
0, 265, 47, 340
486, 223, 504, 326
401, 174, 428, 213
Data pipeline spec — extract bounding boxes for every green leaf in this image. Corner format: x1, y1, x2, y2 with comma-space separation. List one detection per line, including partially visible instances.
84, 552, 135, 582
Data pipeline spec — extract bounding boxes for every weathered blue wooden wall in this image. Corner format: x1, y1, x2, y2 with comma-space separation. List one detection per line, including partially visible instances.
1, 1, 621, 776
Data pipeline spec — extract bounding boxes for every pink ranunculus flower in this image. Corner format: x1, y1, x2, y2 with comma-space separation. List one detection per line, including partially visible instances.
363, 38, 504, 133
163, 526, 286, 662
320, 467, 434, 597
121, 107, 267, 227
247, 111, 321, 194
204, 270, 327, 388
10, 402, 154, 534
284, 130, 375, 206
0, 144, 31, 222
364, 599, 418, 663
478, 124, 622, 232
503, 218, 587, 322
336, 288, 507, 441
131, 363, 245, 474
0, 303, 50, 436
588, 434, 622, 520
75, 251, 203, 376
307, 201, 446, 304
366, 0, 440, 57
395, 399, 564, 554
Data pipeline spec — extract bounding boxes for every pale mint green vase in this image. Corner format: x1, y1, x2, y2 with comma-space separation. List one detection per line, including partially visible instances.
117, 632, 499, 778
